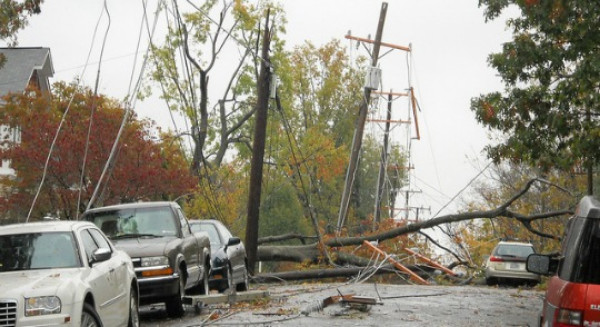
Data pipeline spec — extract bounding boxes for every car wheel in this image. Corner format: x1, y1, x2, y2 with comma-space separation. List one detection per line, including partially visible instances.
165, 274, 186, 318
128, 285, 139, 327
81, 303, 101, 327
236, 262, 249, 292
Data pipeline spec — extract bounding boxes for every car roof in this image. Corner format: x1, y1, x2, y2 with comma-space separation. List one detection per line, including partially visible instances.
189, 219, 227, 228
0, 220, 97, 235
575, 196, 600, 219
496, 241, 534, 247
189, 219, 220, 225
84, 201, 178, 213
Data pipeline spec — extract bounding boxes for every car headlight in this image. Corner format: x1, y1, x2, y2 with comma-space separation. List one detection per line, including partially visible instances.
140, 256, 173, 277
213, 256, 225, 267
25, 296, 61, 316
141, 256, 169, 267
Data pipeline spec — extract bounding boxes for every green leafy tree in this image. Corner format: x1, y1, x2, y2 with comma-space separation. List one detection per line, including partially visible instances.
0, 0, 43, 67
472, 0, 600, 195
270, 40, 406, 234
0, 0, 41, 45
147, 1, 284, 174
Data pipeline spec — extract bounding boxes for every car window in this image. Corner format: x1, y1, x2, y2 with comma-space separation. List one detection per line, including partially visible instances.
191, 223, 222, 247
177, 209, 190, 237
558, 217, 587, 281
494, 244, 534, 258
577, 220, 600, 284
0, 232, 79, 271
80, 229, 100, 262
88, 228, 112, 251
218, 223, 233, 240
559, 218, 600, 284
86, 207, 178, 237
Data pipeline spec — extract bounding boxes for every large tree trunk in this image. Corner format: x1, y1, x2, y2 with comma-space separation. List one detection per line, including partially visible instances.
253, 265, 434, 283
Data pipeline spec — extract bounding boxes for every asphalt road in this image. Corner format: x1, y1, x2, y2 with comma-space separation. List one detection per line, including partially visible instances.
139, 283, 543, 326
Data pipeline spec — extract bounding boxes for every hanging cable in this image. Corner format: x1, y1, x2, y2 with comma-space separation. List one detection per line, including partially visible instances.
275, 92, 334, 266
76, 0, 112, 219
26, 2, 108, 222
431, 161, 493, 219
87, 0, 162, 210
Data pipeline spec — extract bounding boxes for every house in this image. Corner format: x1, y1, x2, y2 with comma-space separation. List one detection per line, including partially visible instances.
0, 47, 54, 176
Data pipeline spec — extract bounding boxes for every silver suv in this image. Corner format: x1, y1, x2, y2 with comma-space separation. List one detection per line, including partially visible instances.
485, 241, 540, 286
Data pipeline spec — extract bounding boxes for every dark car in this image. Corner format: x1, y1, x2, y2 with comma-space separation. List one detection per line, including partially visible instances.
189, 220, 249, 292
82, 202, 211, 318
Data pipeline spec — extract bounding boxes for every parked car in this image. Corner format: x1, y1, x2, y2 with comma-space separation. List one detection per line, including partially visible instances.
189, 220, 249, 292
527, 196, 600, 327
485, 240, 540, 286
0, 220, 138, 327
82, 201, 211, 318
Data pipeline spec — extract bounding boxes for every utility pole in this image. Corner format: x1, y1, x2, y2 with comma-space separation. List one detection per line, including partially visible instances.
245, 9, 271, 275
586, 108, 594, 195
337, 2, 388, 235
373, 92, 393, 230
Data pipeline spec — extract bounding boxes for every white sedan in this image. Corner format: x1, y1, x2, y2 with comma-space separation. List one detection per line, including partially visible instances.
0, 220, 139, 326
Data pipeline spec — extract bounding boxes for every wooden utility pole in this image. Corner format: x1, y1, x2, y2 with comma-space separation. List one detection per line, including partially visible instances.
586, 108, 594, 195
245, 10, 271, 275
336, 2, 388, 235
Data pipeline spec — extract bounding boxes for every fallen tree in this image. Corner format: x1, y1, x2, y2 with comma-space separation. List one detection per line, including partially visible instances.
252, 264, 434, 283
255, 178, 574, 279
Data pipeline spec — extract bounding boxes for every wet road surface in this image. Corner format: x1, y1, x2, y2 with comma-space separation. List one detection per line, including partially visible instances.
140, 283, 543, 326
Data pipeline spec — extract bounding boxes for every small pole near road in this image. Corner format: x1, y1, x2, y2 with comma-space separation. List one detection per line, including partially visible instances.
245, 9, 272, 275
363, 240, 429, 285
403, 247, 456, 277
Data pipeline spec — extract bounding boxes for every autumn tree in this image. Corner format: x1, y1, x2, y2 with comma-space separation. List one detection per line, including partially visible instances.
472, 0, 600, 195
0, 82, 194, 222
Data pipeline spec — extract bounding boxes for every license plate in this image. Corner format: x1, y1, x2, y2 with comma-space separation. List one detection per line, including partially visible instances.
509, 263, 521, 269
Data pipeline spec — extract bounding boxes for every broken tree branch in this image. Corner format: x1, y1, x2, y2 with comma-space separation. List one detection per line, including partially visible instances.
257, 178, 572, 266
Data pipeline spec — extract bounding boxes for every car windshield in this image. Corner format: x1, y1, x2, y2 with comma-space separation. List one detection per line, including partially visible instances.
494, 244, 534, 258
0, 232, 80, 271
85, 207, 178, 238
191, 223, 222, 247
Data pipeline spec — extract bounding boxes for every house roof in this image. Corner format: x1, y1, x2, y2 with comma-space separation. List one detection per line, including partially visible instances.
0, 47, 54, 97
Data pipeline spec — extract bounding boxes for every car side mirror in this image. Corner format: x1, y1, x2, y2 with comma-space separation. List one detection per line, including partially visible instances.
90, 247, 111, 265
526, 254, 559, 276
227, 237, 241, 247
224, 237, 241, 251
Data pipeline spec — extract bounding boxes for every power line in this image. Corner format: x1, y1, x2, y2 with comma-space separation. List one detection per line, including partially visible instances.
26, 0, 110, 222
87, 0, 163, 210
76, 0, 112, 219
431, 161, 493, 219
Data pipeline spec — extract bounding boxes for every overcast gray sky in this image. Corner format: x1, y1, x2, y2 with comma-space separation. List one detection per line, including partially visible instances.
11, 0, 516, 223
